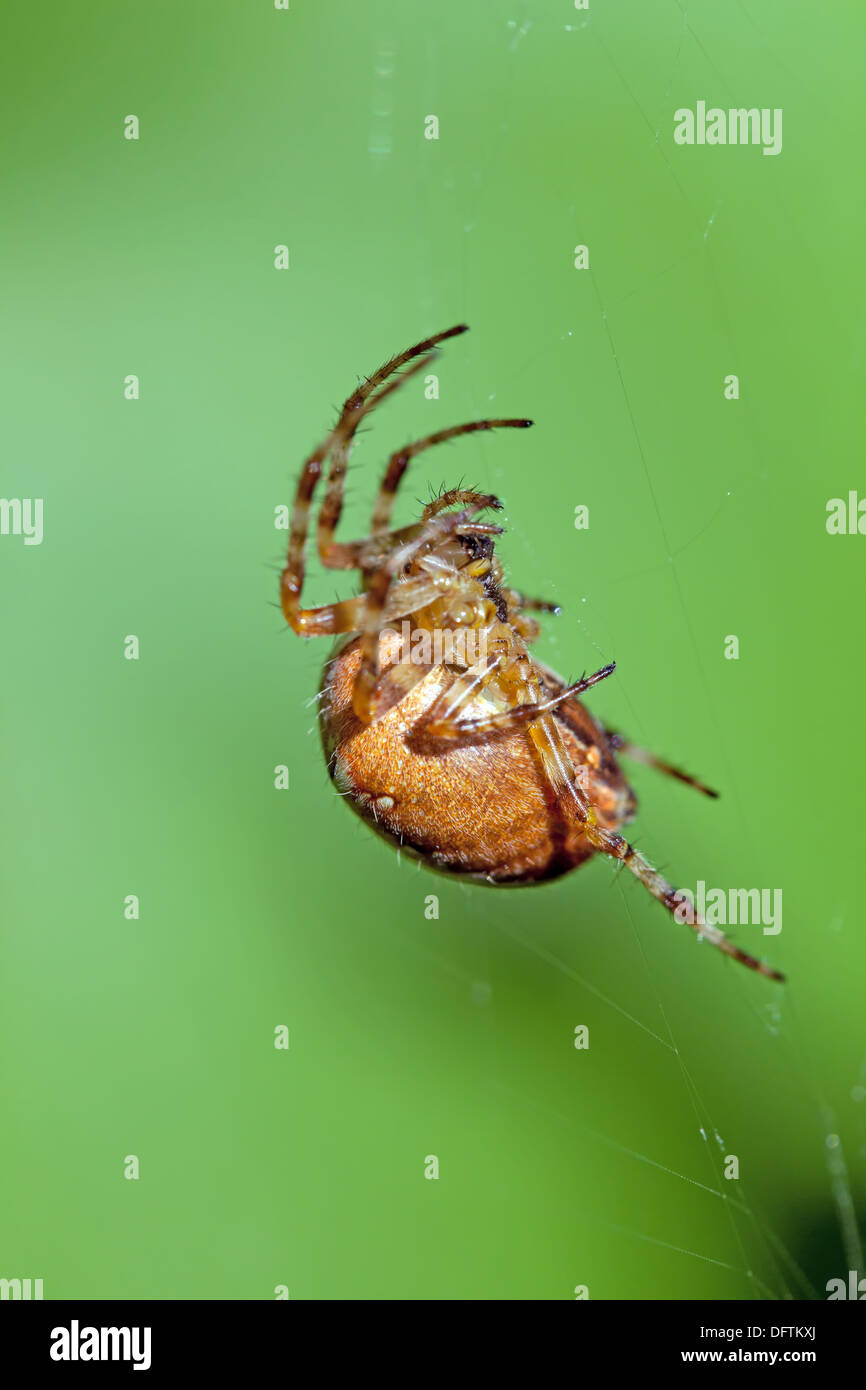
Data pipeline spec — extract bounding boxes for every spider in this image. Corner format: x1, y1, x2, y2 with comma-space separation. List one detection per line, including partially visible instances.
280, 325, 783, 982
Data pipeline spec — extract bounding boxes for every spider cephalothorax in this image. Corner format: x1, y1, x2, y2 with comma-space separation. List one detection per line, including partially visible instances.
280, 325, 783, 981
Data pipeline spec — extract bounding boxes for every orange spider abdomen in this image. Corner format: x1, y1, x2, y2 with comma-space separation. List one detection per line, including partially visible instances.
320, 635, 638, 884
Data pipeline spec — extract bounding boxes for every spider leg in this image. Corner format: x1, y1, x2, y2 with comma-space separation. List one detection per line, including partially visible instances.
418, 650, 510, 729
509, 612, 545, 645
316, 325, 474, 570
382, 573, 455, 619
506, 590, 562, 615
351, 503, 502, 721
276, 539, 465, 638
351, 595, 491, 727
499, 590, 561, 647
526, 717, 784, 981
586, 819, 782, 978
314, 355, 435, 569
281, 325, 466, 633
370, 420, 532, 535
604, 730, 719, 799
422, 663, 616, 741
348, 659, 436, 723
286, 524, 468, 638
284, 595, 372, 638
320, 413, 525, 573
422, 488, 505, 521
537, 659, 718, 798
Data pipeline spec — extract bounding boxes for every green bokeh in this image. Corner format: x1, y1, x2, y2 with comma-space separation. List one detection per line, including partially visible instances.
1, 0, 864, 1299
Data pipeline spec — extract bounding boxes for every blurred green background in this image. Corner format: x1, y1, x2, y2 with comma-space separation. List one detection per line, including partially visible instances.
1, 0, 864, 1300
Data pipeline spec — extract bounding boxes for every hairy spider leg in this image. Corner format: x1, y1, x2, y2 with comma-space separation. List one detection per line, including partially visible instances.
422, 487, 504, 521
370, 420, 532, 534
505, 590, 562, 616
422, 662, 617, 741
316, 325, 471, 569
604, 729, 719, 799
282, 325, 468, 632
315, 354, 436, 569
525, 716, 784, 981
534, 666, 719, 800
